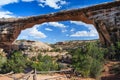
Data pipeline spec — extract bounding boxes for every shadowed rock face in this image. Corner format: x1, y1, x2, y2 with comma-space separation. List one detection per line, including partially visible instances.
0, 1, 120, 52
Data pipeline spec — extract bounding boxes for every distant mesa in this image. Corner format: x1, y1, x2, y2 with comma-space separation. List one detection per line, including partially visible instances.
0, 1, 120, 52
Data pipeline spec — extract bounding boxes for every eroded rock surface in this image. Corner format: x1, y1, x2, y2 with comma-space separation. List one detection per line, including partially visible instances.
0, 1, 120, 52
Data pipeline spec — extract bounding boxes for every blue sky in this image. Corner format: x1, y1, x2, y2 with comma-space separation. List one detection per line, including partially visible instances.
0, 0, 113, 43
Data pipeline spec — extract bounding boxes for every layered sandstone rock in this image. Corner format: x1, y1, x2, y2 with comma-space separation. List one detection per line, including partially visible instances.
12, 40, 52, 51
0, 1, 120, 52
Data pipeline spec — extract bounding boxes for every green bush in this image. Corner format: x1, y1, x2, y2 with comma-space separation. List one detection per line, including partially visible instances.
31, 57, 37, 61
70, 42, 106, 78
0, 55, 7, 71
106, 42, 120, 60
90, 59, 103, 78
31, 54, 59, 71
86, 42, 106, 61
72, 48, 93, 77
1, 51, 27, 73
115, 42, 120, 60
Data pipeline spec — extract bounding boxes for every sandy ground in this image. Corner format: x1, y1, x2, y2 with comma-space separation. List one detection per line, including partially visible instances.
0, 73, 95, 80
0, 73, 68, 80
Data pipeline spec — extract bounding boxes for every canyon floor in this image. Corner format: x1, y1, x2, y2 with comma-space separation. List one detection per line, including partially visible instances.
0, 61, 120, 80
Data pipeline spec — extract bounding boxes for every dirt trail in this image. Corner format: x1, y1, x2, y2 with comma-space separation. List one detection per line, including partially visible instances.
101, 61, 120, 80
1, 61, 120, 80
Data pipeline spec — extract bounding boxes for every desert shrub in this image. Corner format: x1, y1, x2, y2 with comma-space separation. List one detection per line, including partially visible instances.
37, 54, 52, 62
52, 48, 60, 52
86, 42, 106, 61
37, 53, 42, 61
106, 42, 120, 60
31, 54, 59, 71
1, 51, 27, 73
31, 57, 37, 61
105, 45, 115, 60
90, 59, 103, 78
0, 54, 7, 71
71, 48, 93, 77
58, 63, 68, 69
32, 61, 59, 71
70, 42, 106, 78
114, 42, 120, 60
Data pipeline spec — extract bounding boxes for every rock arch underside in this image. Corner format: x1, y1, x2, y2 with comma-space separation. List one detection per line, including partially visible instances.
0, 1, 120, 52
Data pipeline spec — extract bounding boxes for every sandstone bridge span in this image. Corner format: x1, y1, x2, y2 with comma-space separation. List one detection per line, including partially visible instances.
0, 1, 120, 52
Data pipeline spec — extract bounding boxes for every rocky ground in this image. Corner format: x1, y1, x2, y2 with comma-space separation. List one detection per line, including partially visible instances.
0, 73, 95, 80
101, 61, 120, 80
0, 61, 120, 80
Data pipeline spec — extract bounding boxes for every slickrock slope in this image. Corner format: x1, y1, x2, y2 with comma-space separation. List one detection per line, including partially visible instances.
12, 40, 52, 51
0, 1, 120, 52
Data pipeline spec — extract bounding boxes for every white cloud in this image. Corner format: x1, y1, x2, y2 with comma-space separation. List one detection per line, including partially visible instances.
0, 0, 67, 18
70, 21, 98, 37
38, 0, 67, 9
39, 3, 45, 7
70, 21, 91, 26
30, 25, 47, 38
43, 22, 66, 28
0, 0, 18, 18
62, 29, 67, 33
70, 31, 97, 37
70, 28, 75, 32
0, 0, 67, 9
0, 0, 18, 6
60, 0, 66, 5
17, 25, 47, 40
45, 28, 53, 31
0, 10, 15, 18
42, 22, 67, 33
22, 0, 34, 2
0, 0, 19, 18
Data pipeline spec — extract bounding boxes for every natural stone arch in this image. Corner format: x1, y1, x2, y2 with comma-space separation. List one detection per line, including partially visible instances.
0, 1, 120, 52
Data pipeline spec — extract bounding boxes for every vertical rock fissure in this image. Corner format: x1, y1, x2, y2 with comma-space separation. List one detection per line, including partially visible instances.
94, 20, 112, 46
